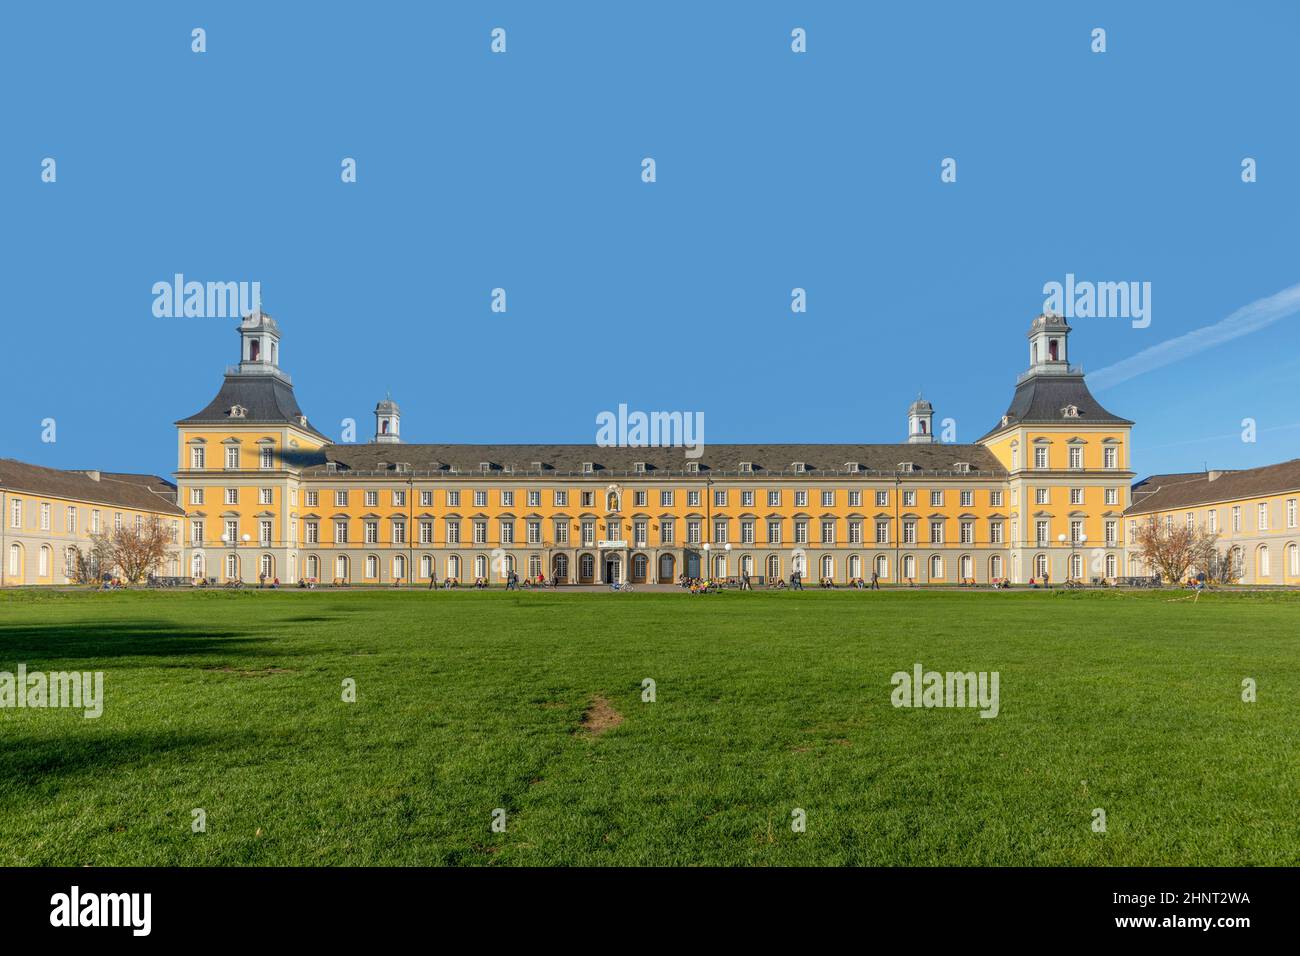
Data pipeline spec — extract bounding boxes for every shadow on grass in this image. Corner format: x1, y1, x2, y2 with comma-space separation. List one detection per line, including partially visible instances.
0, 620, 270, 666
0, 730, 228, 787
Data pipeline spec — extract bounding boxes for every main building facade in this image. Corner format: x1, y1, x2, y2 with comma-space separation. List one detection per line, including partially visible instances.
173, 311, 1136, 586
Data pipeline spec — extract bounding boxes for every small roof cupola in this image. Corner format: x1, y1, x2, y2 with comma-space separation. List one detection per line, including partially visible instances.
374, 396, 401, 444
1026, 312, 1071, 375
907, 394, 935, 444
237, 308, 281, 374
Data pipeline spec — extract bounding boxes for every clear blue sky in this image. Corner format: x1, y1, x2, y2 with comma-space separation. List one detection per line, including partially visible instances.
3, 1, 1297, 479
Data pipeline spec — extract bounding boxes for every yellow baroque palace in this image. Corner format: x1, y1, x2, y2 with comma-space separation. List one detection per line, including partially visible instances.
172, 311, 1139, 586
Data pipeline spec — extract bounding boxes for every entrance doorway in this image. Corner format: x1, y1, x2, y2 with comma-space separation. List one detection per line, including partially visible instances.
658, 553, 675, 583
605, 554, 622, 583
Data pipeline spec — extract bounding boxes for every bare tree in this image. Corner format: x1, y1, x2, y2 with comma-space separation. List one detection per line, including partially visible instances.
1131, 517, 1221, 583
90, 515, 175, 583
68, 539, 114, 584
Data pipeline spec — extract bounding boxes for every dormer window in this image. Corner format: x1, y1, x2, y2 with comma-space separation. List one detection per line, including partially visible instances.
739, 461, 753, 473
582, 462, 594, 474
1001, 415, 1011, 428
686, 462, 700, 473
1062, 404, 1080, 418
633, 462, 646, 473
228, 405, 248, 419
480, 462, 492, 473
845, 461, 860, 473
954, 462, 971, 473
792, 462, 806, 473
898, 462, 917, 473
531, 461, 544, 471
296, 415, 307, 427
394, 462, 410, 473
325, 462, 338, 473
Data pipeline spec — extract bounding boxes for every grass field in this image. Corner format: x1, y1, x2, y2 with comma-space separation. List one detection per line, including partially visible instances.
0, 587, 1297, 866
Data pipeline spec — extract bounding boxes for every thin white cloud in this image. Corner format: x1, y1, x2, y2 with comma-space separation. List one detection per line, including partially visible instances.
1087, 281, 1300, 390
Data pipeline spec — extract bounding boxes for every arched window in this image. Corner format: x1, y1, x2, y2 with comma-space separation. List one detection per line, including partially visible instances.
959, 554, 972, 581
767, 554, 780, 580
874, 554, 888, 579
713, 554, 727, 579
529, 554, 542, 579
1048, 338, 1059, 361
192, 551, 205, 579
8, 543, 22, 578
38, 545, 51, 578
929, 555, 942, 580
260, 554, 274, 579
393, 555, 406, 580
989, 554, 1002, 580
420, 554, 433, 579
335, 555, 349, 581
226, 553, 240, 580
554, 553, 570, 581
365, 555, 379, 579
306, 555, 320, 580
632, 552, 648, 582
1258, 546, 1270, 579
249, 339, 260, 361
1034, 553, 1048, 579
902, 554, 915, 579
447, 554, 461, 579
848, 554, 861, 579
1289, 544, 1299, 577
820, 554, 834, 580
579, 553, 594, 582
474, 555, 487, 579
1070, 553, 1082, 581
1105, 553, 1116, 578
741, 554, 753, 576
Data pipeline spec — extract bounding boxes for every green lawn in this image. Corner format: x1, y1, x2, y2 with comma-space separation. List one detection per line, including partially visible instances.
0, 587, 1296, 866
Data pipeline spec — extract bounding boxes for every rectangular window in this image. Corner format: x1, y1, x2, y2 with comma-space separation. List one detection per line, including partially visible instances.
659, 490, 673, 507
552, 520, 567, 544
687, 520, 701, 544
794, 521, 808, 544
660, 520, 674, 545
420, 521, 434, 544
1069, 446, 1082, 469
66, 506, 77, 533
554, 490, 567, 507
1104, 447, 1117, 469
820, 520, 835, 544
473, 521, 488, 544
875, 520, 889, 544
714, 490, 727, 508
260, 447, 273, 469
960, 521, 973, 544
1070, 519, 1083, 543
929, 520, 943, 544
473, 490, 487, 508
447, 490, 460, 507
767, 520, 781, 544
365, 521, 378, 544
190, 487, 205, 505
848, 520, 862, 544
635, 490, 647, 507
225, 519, 238, 542
1034, 446, 1048, 469
768, 490, 781, 507
581, 521, 595, 546
848, 490, 862, 507
1289, 499, 1298, 529
1105, 487, 1118, 506
500, 521, 514, 544
306, 521, 319, 544
223, 488, 237, 506
635, 520, 648, 546
713, 520, 728, 543
191, 520, 204, 545
960, 490, 973, 508
741, 490, 754, 507
794, 490, 808, 507
1035, 520, 1048, 545
1105, 520, 1116, 546
1070, 488, 1083, 505
1258, 503, 1268, 530
501, 490, 514, 507
226, 446, 240, 469
989, 521, 1003, 544
334, 520, 348, 544
190, 446, 206, 469
527, 520, 541, 544
392, 521, 406, 544
1036, 488, 1049, 505
1207, 510, 1217, 534
902, 490, 916, 507
902, 520, 916, 544
929, 490, 943, 507
334, 490, 348, 507
40, 503, 50, 530
305, 490, 319, 507
821, 490, 834, 508
91, 510, 100, 533
420, 490, 433, 507
260, 520, 272, 545
365, 490, 378, 507
990, 490, 1003, 507
528, 490, 541, 507
393, 490, 406, 507
259, 488, 273, 505
686, 490, 699, 507
875, 490, 889, 507
447, 520, 461, 544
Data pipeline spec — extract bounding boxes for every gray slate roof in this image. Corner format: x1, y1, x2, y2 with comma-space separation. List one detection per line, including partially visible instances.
1125, 458, 1300, 516
0, 458, 184, 515
176, 373, 328, 440
303, 442, 1007, 478
981, 373, 1132, 438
